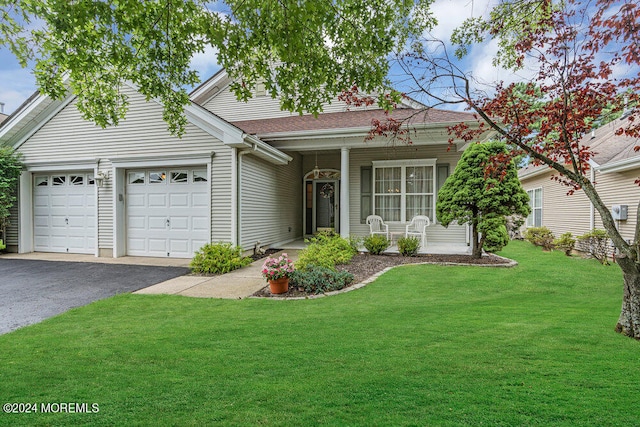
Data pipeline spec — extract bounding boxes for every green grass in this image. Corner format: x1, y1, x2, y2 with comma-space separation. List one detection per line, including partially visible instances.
1, 241, 638, 426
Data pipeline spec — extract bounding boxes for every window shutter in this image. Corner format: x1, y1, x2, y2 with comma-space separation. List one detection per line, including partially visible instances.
360, 166, 372, 223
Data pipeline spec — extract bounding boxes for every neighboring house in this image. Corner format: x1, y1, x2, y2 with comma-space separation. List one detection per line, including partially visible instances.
0, 70, 484, 258
0, 114, 7, 125
519, 116, 640, 246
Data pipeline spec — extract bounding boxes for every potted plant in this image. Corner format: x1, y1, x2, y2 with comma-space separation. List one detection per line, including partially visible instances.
261, 253, 295, 294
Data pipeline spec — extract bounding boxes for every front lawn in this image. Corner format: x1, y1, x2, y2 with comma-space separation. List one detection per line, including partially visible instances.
1, 241, 638, 426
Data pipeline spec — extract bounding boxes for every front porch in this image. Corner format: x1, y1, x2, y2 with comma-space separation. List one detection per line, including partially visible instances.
280, 238, 472, 255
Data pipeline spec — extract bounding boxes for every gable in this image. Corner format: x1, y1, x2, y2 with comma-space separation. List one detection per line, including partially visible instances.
17, 84, 229, 165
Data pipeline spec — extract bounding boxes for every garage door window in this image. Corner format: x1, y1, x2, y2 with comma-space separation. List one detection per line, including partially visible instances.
70, 175, 84, 185
128, 172, 145, 184
35, 176, 48, 186
52, 176, 66, 186
171, 171, 188, 183
149, 171, 166, 184
193, 169, 207, 183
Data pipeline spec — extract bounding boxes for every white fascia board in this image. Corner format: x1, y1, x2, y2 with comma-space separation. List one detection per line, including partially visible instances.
596, 156, 640, 173
518, 165, 555, 180
243, 134, 292, 165
183, 103, 245, 146
189, 70, 231, 104
24, 158, 99, 172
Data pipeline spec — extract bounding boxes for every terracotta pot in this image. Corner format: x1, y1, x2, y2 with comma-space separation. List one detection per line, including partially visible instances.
268, 277, 289, 294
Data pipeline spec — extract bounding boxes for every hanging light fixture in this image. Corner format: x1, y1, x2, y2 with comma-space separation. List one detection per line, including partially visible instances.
313, 152, 320, 179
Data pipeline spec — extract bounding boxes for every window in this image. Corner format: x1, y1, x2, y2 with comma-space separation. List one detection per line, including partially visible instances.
70, 175, 84, 185
128, 172, 145, 184
193, 169, 208, 183
372, 159, 436, 222
149, 171, 166, 184
35, 176, 48, 187
171, 171, 188, 183
527, 188, 542, 227
52, 175, 66, 186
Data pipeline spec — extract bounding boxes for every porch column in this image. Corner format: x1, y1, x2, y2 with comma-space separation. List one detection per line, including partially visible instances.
340, 147, 350, 238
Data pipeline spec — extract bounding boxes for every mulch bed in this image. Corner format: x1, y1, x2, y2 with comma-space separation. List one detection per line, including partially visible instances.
252, 252, 513, 298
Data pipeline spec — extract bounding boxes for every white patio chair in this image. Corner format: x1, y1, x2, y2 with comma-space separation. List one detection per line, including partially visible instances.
366, 215, 389, 240
405, 215, 431, 248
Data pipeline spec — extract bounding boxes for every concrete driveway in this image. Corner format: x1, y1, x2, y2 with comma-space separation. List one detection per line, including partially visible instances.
0, 258, 189, 335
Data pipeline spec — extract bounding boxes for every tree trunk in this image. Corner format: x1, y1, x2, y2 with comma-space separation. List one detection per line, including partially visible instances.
471, 220, 482, 259
615, 257, 640, 340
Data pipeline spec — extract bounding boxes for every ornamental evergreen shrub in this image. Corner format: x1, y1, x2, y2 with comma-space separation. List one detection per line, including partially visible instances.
397, 236, 420, 256
524, 226, 555, 251
363, 234, 390, 255
296, 232, 356, 271
289, 265, 354, 294
480, 216, 509, 253
0, 239, 5, 252
190, 242, 252, 274
554, 232, 576, 256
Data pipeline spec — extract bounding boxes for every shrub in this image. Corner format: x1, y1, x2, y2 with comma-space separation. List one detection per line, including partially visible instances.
289, 265, 354, 294
348, 235, 363, 253
480, 216, 509, 253
296, 232, 356, 271
363, 234, 390, 255
577, 229, 610, 265
553, 232, 576, 256
0, 239, 5, 252
524, 226, 555, 251
190, 242, 252, 274
397, 236, 420, 257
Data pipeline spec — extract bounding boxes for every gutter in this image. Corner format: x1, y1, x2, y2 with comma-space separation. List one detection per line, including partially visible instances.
595, 156, 640, 174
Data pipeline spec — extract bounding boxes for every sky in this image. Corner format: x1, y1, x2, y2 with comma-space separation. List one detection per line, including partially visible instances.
0, 0, 529, 116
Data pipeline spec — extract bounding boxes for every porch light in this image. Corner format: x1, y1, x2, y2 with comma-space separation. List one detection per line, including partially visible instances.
94, 171, 109, 187
313, 152, 320, 179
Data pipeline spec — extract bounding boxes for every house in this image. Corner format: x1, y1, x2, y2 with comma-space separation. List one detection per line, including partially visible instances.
519, 116, 640, 246
0, 70, 484, 259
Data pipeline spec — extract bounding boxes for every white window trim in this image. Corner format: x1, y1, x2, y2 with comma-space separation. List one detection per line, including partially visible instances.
526, 187, 543, 227
372, 159, 437, 223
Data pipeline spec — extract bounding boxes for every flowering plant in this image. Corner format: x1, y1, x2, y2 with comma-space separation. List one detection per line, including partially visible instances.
261, 253, 295, 281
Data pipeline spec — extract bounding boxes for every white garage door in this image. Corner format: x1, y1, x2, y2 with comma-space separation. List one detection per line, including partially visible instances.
33, 173, 96, 254
126, 168, 209, 258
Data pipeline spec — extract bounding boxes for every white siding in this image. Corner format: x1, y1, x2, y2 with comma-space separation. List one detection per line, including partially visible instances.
240, 153, 302, 249
204, 84, 374, 122
5, 200, 18, 249
593, 168, 639, 244
17, 85, 233, 251
520, 170, 592, 237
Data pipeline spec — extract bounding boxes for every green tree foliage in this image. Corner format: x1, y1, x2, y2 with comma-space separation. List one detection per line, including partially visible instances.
437, 141, 530, 258
0, 147, 23, 243
0, 0, 434, 135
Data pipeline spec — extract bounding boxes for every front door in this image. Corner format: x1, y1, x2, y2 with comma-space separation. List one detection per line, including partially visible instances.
304, 179, 339, 235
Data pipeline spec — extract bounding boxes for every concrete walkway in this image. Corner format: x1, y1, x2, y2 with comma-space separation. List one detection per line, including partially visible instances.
134, 250, 300, 299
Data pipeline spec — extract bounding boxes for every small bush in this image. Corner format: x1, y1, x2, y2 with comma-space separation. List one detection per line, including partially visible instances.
480, 216, 509, 253
348, 235, 363, 253
0, 239, 5, 252
289, 265, 354, 294
296, 232, 356, 271
190, 242, 252, 274
524, 226, 555, 251
577, 229, 610, 265
553, 232, 576, 256
397, 236, 420, 257
363, 234, 390, 255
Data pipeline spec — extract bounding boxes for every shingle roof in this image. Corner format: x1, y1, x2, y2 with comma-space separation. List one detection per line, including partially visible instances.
230, 108, 476, 135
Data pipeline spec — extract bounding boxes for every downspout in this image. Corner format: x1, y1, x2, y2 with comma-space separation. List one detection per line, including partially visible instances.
236, 149, 252, 249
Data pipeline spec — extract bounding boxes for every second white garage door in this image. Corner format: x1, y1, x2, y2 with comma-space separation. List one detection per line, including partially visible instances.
126, 168, 209, 258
